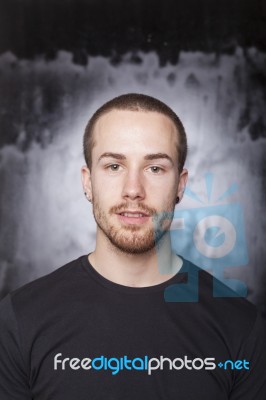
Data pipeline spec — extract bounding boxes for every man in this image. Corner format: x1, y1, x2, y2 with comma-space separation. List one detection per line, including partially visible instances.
0, 93, 265, 399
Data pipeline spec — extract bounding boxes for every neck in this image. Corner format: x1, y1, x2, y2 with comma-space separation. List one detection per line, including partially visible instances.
88, 230, 183, 287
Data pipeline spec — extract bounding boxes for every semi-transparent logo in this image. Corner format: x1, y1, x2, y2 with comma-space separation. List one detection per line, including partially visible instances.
155, 173, 249, 302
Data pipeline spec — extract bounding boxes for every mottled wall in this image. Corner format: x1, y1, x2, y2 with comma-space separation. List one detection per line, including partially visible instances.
0, 1, 265, 315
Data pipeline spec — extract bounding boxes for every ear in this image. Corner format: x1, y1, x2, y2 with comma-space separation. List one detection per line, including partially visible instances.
177, 168, 188, 202
81, 165, 92, 200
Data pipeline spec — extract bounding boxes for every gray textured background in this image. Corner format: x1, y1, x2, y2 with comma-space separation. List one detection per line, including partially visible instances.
0, 0, 265, 315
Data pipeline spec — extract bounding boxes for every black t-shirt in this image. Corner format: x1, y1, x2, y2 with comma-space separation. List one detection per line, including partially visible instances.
0, 255, 265, 399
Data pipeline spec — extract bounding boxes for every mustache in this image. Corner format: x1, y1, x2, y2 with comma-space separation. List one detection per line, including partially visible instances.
109, 203, 157, 216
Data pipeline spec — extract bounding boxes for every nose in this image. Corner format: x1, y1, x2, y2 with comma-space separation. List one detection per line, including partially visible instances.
121, 169, 145, 201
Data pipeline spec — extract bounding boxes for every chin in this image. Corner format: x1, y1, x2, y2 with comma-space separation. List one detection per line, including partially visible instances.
107, 226, 166, 255
109, 239, 156, 255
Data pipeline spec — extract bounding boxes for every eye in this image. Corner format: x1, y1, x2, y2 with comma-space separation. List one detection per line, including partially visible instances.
107, 164, 121, 171
149, 166, 163, 173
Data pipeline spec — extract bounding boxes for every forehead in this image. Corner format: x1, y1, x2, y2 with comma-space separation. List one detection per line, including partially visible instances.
92, 109, 178, 158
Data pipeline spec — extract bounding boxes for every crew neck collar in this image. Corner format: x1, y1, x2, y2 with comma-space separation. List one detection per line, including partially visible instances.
81, 254, 188, 295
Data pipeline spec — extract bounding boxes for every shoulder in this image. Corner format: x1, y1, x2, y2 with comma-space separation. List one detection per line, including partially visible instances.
167, 258, 260, 342
2, 255, 86, 314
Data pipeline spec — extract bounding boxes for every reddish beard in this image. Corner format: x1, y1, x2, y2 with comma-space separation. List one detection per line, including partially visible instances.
92, 200, 175, 254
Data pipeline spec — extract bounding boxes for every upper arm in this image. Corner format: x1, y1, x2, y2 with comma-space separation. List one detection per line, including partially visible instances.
0, 295, 32, 399
229, 313, 266, 399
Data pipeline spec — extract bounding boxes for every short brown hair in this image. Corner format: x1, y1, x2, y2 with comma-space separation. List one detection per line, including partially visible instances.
83, 93, 187, 172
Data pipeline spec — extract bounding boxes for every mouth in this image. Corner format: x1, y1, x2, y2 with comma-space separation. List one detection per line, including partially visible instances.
117, 211, 150, 225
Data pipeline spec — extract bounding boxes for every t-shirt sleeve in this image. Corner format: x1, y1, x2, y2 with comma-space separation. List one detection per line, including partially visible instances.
0, 294, 32, 399
229, 312, 266, 400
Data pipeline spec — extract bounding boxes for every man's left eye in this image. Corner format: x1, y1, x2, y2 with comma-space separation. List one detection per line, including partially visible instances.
150, 166, 162, 173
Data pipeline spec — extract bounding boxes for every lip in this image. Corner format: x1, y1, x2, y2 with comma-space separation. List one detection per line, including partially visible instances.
116, 211, 150, 225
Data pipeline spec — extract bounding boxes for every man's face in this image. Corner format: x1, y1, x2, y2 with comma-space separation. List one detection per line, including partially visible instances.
82, 109, 188, 254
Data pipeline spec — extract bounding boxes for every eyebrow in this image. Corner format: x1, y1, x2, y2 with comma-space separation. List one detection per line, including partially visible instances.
144, 153, 174, 165
98, 152, 174, 165
98, 152, 126, 162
